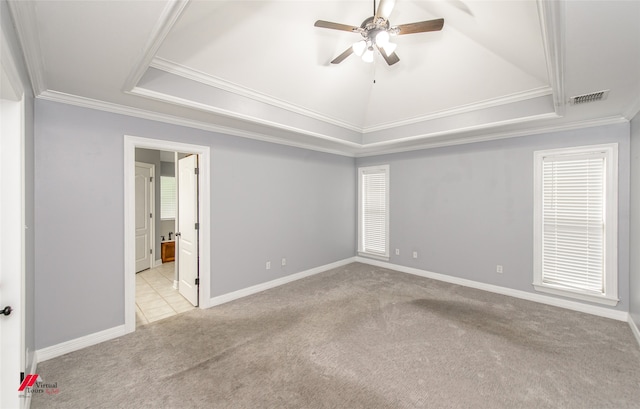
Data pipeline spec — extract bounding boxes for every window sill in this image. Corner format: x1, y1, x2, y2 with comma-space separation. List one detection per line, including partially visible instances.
358, 252, 389, 262
533, 283, 619, 307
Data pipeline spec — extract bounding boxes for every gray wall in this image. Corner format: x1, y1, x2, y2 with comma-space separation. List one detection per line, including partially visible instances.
135, 148, 162, 260
630, 112, 640, 329
357, 123, 631, 312
160, 221, 175, 243
34, 99, 355, 349
32, 95, 635, 350
2, 0, 36, 372
160, 160, 175, 177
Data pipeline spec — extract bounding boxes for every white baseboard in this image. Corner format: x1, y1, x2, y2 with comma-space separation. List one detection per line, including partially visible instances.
208, 257, 356, 308
173, 280, 178, 290
36, 257, 634, 365
34, 259, 354, 363
36, 325, 127, 363
629, 316, 640, 348
355, 257, 629, 322
154, 259, 163, 268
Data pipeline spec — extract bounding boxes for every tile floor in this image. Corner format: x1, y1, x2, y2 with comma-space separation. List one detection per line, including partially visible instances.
136, 262, 195, 327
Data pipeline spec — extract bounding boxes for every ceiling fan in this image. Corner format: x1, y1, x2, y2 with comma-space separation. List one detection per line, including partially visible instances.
314, 0, 444, 66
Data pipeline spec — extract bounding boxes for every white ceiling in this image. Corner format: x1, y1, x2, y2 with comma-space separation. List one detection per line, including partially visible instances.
8, 0, 640, 156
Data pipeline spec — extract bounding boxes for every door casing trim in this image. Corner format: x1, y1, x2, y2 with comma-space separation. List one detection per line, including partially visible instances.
124, 135, 211, 334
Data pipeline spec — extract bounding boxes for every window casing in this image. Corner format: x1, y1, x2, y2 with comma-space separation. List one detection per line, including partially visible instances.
358, 165, 389, 261
533, 144, 618, 306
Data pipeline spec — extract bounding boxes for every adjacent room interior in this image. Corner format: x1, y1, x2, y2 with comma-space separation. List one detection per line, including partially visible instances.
134, 148, 196, 326
1, 0, 639, 407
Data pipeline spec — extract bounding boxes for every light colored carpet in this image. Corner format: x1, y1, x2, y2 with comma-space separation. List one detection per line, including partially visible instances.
32, 263, 640, 408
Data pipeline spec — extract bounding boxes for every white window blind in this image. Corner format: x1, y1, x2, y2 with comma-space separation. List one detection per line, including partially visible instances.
359, 165, 389, 259
542, 153, 605, 293
160, 176, 176, 220
533, 144, 618, 306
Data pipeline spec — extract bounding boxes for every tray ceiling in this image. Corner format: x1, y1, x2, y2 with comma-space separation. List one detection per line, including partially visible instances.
8, 0, 640, 156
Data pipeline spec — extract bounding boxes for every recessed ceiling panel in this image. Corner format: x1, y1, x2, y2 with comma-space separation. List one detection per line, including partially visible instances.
155, 0, 550, 131
9, 0, 640, 156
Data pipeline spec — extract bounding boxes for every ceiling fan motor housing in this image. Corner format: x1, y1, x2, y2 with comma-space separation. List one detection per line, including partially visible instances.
314, 0, 444, 66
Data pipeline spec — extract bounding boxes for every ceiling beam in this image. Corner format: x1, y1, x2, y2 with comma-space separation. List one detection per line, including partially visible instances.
121, 0, 190, 93
537, 0, 566, 117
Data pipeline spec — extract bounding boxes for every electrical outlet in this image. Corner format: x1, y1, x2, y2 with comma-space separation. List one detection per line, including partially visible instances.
395, 249, 400, 256
413, 251, 418, 259
496, 265, 503, 274
281, 258, 286, 266
266, 261, 271, 270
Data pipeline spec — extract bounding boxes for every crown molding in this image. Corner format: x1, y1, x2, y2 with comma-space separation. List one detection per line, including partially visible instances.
362, 87, 554, 133
150, 58, 556, 137
122, 0, 190, 92
7, 0, 46, 95
136, 64, 562, 151
128, 86, 363, 149
362, 111, 559, 149
36, 90, 628, 160
132, 85, 610, 157
37, 90, 356, 157
150, 57, 363, 133
355, 115, 628, 157
537, 0, 566, 117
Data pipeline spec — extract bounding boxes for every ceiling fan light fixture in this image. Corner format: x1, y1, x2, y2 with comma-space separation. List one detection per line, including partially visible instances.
352, 40, 367, 57
382, 42, 397, 55
362, 47, 374, 63
314, 0, 445, 66
375, 30, 390, 47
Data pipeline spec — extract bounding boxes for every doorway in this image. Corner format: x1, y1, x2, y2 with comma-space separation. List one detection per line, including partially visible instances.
124, 136, 211, 334
133, 149, 199, 326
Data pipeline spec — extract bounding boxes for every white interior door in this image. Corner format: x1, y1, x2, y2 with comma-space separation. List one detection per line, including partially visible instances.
178, 155, 199, 306
135, 163, 154, 273
0, 65, 25, 408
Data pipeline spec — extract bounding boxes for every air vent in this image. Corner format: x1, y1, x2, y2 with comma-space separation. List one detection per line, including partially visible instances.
569, 90, 609, 105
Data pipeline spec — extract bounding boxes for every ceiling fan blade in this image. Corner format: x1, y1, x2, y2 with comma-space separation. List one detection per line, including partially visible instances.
378, 46, 400, 66
314, 20, 360, 33
395, 18, 444, 35
331, 47, 354, 64
374, 0, 396, 21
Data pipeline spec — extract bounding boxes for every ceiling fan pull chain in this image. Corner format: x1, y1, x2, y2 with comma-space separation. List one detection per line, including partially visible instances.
373, 62, 377, 84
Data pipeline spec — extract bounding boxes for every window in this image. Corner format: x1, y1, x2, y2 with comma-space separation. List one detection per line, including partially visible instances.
160, 176, 176, 220
358, 165, 389, 260
533, 144, 618, 306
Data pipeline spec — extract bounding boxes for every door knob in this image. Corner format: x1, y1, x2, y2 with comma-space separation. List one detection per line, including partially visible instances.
175, 232, 181, 237
1, 306, 12, 316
